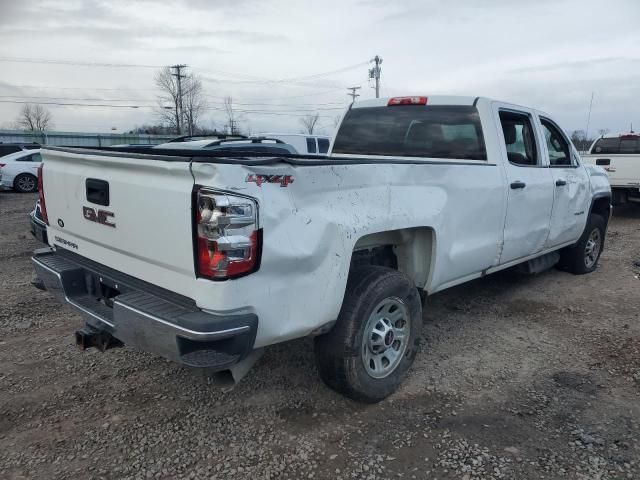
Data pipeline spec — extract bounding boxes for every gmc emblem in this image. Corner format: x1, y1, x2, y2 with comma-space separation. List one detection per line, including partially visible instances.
83, 206, 116, 228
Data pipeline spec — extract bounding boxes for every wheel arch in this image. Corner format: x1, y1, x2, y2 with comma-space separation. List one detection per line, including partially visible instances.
589, 193, 611, 226
350, 226, 436, 290
13, 172, 38, 192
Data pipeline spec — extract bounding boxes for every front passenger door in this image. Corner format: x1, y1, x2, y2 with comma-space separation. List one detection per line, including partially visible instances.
540, 118, 590, 247
496, 108, 555, 264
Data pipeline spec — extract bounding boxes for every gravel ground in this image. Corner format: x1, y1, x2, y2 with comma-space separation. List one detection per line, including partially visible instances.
1, 190, 639, 480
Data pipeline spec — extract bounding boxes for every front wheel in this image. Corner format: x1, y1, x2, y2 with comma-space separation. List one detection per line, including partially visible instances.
314, 266, 422, 403
14, 173, 37, 193
558, 214, 606, 274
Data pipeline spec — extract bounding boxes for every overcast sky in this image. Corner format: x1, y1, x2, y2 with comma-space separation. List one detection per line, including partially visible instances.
0, 0, 639, 136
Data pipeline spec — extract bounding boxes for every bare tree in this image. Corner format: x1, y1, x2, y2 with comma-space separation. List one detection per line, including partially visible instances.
300, 113, 320, 134
17, 104, 53, 131
597, 128, 610, 137
155, 67, 209, 135
570, 129, 595, 152
223, 96, 241, 135
155, 67, 181, 134
182, 74, 207, 136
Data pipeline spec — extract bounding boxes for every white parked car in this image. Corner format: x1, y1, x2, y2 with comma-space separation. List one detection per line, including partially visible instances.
0, 148, 42, 193
33, 95, 610, 402
582, 132, 640, 205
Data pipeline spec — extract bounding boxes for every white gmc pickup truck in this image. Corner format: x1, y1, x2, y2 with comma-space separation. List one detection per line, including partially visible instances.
582, 132, 640, 205
33, 96, 611, 402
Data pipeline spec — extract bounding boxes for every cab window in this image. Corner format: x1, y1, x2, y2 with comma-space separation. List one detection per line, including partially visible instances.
317, 138, 330, 154
499, 111, 538, 166
541, 119, 571, 166
619, 137, 639, 154
306, 138, 317, 154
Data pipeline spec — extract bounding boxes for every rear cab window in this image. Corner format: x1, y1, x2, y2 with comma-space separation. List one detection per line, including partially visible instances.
332, 105, 487, 160
317, 138, 330, 154
306, 138, 317, 154
619, 136, 639, 154
592, 135, 640, 154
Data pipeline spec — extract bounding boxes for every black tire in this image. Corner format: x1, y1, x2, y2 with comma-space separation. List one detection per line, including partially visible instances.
13, 173, 37, 193
314, 265, 422, 403
558, 214, 606, 274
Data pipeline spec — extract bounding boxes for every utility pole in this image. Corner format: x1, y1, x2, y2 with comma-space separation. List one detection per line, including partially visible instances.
171, 64, 187, 135
347, 86, 361, 102
369, 55, 383, 98
225, 120, 237, 135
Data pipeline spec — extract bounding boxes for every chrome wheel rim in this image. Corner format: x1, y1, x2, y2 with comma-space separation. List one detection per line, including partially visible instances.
18, 176, 35, 192
361, 296, 410, 379
584, 228, 601, 269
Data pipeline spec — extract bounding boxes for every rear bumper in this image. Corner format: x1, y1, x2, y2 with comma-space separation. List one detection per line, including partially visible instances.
31, 248, 258, 370
30, 211, 48, 244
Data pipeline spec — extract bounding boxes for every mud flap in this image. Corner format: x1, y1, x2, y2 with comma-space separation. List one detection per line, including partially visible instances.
203, 348, 265, 388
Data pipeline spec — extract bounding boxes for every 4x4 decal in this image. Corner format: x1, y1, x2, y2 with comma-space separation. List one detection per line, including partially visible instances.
245, 174, 294, 187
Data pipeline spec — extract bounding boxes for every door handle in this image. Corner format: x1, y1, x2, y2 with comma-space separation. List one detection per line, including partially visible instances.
510, 181, 526, 189
555, 179, 567, 186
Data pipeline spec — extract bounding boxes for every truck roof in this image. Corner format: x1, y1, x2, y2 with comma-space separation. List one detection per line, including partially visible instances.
352, 95, 479, 109
597, 132, 640, 139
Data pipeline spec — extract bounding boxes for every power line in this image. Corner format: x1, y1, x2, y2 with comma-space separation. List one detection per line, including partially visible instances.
0, 99, 342, 116
0, 83, 349, 102
0, 56, 162, 68
0, 93, 346, 110
0, 84, 162, 93
0, 94, 157, 103
0, 99, 158, 109
269, 62, 369, 83
0, 57, 367, 89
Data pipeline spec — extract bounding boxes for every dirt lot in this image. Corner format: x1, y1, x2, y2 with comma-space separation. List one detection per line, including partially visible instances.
1, 190, 639, 480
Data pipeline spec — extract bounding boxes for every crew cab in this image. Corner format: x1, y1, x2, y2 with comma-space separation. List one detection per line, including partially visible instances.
582, 132, 640, 205
32, 96, 611, 402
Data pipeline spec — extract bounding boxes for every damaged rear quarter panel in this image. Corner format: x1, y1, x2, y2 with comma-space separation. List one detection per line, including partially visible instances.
190, 160, 504, 348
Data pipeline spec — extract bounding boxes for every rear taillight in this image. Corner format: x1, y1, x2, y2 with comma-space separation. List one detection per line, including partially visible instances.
0, 163, 5, 168
37, 164, 49, 225
194, 188, 260, 280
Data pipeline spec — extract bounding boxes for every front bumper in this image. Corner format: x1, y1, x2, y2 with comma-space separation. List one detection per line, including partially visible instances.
32, 248, 258, 370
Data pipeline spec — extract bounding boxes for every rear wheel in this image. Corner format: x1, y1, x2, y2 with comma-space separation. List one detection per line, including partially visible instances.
314, 265, 422, 403
14, 173, 37, 193
558, 214, 606, 274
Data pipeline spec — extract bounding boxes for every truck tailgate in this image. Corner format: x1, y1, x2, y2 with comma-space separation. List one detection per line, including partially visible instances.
42, 148, 197, 297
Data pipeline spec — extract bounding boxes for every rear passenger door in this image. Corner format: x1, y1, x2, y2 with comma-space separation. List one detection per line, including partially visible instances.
539, 117, 590, 247
494, 106, 555, 264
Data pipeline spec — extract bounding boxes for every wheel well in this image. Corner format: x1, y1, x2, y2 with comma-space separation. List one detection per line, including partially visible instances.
13, 172, 37, 186
590, 196, 611, 221
350, 227, 435, 288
